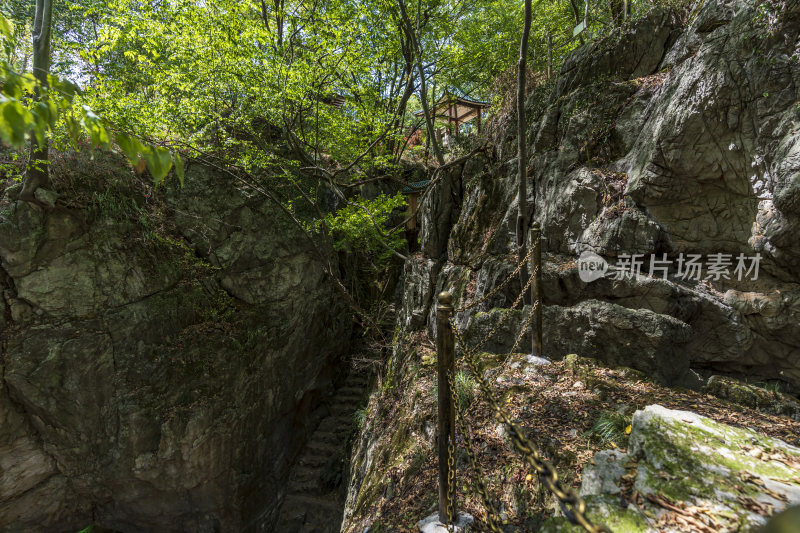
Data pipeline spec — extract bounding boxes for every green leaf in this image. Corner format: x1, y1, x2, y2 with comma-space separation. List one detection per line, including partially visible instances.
143, 146, 172, 184
0, 105, 13, 145
174, 152, 184, 187
52, 79, 79, 101
19, 74, 36, 95
1, 73, 21, 99
0, 15, 14, 44
81, 105, 110, 149
35, 101, 53, 125
88, 123, 110, 149
65, 114, 83, 145
31, 105, 49, 148
47, 99, 59, 127
1, 101, 30, 147
115, 131, 143, 164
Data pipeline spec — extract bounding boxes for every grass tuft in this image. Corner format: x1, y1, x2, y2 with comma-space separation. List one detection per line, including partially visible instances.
455, 370, 478, 412
585, 409, 631, 446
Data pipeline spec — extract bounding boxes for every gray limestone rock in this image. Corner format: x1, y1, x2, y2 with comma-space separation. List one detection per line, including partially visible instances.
0, 163, 350, 532
543, 405, 800, 532
406, 0, 800, 387
417, 512, 474, 533
33, 187, 58, 207
461, 299, 693, 385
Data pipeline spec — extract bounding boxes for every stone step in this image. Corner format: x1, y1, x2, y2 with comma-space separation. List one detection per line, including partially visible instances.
317, 415, 353, 433
311, 430, 341, 446
336, 391, 365, 402
287, 477, 324, 494
278, 497, 343, 533
326, 396, 363, 409
334, 395, 364, 406
345, 373, 372, 382
297, 453, 330, 468
336, 386, 366, 396
331, 396, 363, 408
275, 497, 342, 533
274, 361, 377, 531
306, 441, 341, 455
292, 465, 325, 483
329, 404, 361, 417
335, 393, 364, 403
345, 376, 375, 387
282, 493, 342, 512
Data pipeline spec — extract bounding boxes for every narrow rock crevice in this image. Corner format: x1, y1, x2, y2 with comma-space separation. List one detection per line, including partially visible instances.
271, 353, 378, 533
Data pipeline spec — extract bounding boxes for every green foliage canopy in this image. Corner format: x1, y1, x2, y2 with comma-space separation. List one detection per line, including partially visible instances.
0, 11, 183, 184
0, 0, 688, 261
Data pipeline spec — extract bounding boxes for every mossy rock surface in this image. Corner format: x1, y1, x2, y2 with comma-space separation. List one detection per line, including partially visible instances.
539, 494, 655, 533
705, 375, 800, 420
542, 405, 800, 532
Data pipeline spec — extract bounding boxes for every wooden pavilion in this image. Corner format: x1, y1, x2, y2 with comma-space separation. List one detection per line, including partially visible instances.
414, 92, 490, 137
401, 179, 430, 252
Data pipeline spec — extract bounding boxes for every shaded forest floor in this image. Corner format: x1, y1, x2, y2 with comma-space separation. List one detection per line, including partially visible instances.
345, 335, 800, 532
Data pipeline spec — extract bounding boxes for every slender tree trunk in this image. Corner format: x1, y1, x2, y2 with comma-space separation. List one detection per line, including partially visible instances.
416, 62, 444, 165
569, 0, 585, 45
389, 62, 415, 162
21, 0, 53, 202
276, 0, 284, 49
396, 0, 445, 166
610, 0, 623, 25
584, 0, 591, 39
517, 0, 532, 296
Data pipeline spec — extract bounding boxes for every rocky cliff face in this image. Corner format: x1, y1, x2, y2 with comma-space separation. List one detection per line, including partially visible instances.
410, 0, 800, 388
343, 1, 800, 529
543, 405, 800, 532
0, 161, 350, 532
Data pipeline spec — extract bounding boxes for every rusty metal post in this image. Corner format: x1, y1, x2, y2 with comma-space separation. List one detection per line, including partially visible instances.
529, 223, 543, 357
436, 291, 456, 523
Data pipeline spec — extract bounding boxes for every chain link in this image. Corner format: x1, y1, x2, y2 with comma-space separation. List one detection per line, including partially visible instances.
448, 314, 610, 533
508, 299, 539, 356
455, 406, 506, 532
453, 246, 534, 313
464, 264, 537, 355
446, 370, 457, 525
437, 240, 608, 532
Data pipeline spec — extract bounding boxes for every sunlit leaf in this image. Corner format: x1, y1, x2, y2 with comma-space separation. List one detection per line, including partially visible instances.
143, 145, 173, 184
1, 101, 30, 147
115, 131, 143, 164
0, 14, 14, 43
174, 152, 184, 187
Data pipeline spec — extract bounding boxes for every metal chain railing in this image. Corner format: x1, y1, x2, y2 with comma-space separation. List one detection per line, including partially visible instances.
447, 312, 610, 533
446, 371, 457, 524
440, 263, 540, 530
508, 299, 539, 356
431, 222, 608, 532
453, 246, 534, 313
455, 407, 505, 533
464, 264, 537, 355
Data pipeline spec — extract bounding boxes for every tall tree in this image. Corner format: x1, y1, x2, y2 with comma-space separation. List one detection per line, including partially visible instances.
396, 0, 445, 166
20, 0, 52, 201
516, 0, 532, 291
0, 11, 183, 190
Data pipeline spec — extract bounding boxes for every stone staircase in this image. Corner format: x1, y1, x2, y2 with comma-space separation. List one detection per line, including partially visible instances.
273, 363, 375, 532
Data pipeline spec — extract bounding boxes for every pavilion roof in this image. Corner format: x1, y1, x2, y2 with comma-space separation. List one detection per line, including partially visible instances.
402, 179, 431, 194
413, 92, 489, 123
